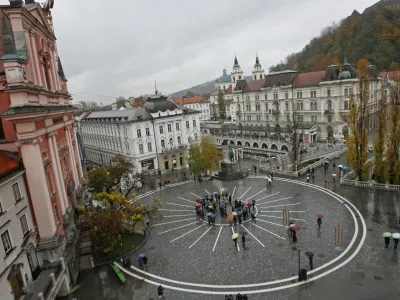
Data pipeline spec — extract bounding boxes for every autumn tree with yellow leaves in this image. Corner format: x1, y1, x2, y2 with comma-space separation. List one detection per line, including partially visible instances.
346, 74, 370, 181
373, 88, 387, 183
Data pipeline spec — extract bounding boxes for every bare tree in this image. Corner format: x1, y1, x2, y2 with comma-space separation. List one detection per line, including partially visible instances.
287, 105, 303, 172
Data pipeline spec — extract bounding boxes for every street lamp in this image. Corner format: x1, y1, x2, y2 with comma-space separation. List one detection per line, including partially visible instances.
118, 234, 123, 260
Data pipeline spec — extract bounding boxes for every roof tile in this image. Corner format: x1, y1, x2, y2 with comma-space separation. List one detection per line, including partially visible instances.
293, 71, 325, 88
172, 96, 209, 105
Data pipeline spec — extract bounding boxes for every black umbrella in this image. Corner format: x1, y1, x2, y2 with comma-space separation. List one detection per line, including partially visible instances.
305, 251, 314, 258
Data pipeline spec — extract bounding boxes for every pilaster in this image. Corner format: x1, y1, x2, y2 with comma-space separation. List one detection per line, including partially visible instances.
71, 127, 83, 182
16, 137, 57, 238
65, 126, 79, 190
47, 131, 66, 214
51, 134, 69, 210
30, 33, 43, 87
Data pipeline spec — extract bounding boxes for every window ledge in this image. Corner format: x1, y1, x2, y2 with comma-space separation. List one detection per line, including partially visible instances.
15, 197, 24, 204
4, 246, 16, 259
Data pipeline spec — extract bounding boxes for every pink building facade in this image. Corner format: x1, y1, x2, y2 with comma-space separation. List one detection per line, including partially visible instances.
0, 1, 83, 297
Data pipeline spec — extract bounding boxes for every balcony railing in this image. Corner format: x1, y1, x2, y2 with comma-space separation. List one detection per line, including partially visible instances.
324, 108, 334, 115
161, 144, 189, 154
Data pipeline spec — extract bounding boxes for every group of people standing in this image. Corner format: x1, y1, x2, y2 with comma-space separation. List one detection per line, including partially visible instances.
225, 293, 249, 300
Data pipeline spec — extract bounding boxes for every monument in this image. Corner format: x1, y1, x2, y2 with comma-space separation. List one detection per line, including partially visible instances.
213, 142, 248, 180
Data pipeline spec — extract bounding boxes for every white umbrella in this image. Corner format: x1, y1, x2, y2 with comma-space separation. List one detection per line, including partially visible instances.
289, 224, 295, 227
392, 233, 400, 239
232, 212, 238, 216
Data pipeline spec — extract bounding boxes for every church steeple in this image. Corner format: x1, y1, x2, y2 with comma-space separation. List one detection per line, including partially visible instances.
231, 54, 244, 88
252, 53, 265, 80
233, 55, 240, 68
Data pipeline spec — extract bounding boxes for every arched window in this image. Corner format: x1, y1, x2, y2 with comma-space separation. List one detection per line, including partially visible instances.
344, 100, 349, 110
169, 137, 173, 147
161, 139, 165, 148
177, 136, 181, 145
327, 100, 332, 110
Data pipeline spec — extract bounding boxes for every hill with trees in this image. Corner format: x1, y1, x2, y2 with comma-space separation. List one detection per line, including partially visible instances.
269, 5, 400, 73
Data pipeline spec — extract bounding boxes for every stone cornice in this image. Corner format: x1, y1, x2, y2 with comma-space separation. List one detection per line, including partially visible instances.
15, 136, 42, 147
64, 125, 72, 131
47, 130, 58, 138
5, 84, 71, 99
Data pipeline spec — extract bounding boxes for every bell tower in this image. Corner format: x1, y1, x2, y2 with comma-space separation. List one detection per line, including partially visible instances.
231, 55, 244, 89
252, 54, 265, 80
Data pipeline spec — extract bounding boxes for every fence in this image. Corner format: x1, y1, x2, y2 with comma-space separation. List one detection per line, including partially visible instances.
340, 179, 400, 192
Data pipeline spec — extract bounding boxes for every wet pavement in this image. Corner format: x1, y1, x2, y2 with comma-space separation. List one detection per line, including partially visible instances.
67, 156, 400, 300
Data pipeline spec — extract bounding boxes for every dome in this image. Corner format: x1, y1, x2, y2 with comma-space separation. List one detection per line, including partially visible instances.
143, 95, 178, 113
339, 70, 351, 80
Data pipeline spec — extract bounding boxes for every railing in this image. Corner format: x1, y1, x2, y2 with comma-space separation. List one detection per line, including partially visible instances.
38, 257, 68, 300
161, 144, 189, 154
324, 109, 334, 114
341, 179, 400, 191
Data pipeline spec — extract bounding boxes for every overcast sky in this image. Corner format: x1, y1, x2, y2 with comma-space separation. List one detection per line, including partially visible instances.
2, 0, 376, 104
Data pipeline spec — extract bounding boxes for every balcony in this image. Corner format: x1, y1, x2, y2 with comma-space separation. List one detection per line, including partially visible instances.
324, 108, 334, 115
161, 144, 189, 154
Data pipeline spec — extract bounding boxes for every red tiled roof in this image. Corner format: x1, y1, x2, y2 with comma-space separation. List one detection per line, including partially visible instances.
243, 79, 265, 92
0, 151, 20, 177
172, 96, 209, 105
381, 71, 400, 80
293, 71, 326, 88
225, 85, 233, 94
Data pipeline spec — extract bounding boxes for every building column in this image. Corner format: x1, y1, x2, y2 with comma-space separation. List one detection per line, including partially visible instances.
65, 126, 79, 189
17, 137, 57, 238
51, 134, 69, 210
47, 131, 66, 215
30, 33, 43, 87
23, 29, 38, 85
71, 126, 83, 182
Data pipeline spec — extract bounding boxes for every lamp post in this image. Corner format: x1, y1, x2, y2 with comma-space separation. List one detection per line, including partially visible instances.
118, 234, 123, 260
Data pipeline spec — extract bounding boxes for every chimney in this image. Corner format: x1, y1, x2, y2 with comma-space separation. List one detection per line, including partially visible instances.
112, 103, 117, 111
9, 0, 23, 7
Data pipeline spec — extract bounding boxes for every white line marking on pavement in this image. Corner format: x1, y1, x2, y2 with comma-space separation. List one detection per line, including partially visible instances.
153, 218, 196, 227
260, 203, 300, 208
162, 214, 194, 218
231, 226, 240, 252
170, 224, 204, 243
190, 192, 202, 199
260, 210, 305, 213
255, 192, 280, 203
159, 209, 194, 212
232, 186, 236, 197
189, 226, 214, 249
251, 223, 286, 240
246, 189, 266, 201
177, 197, 197, 204
117, 177, 366, 294
258, 215, 307, 221
239, 187, 251, 199
258, 197, 292, 205
158, 222, 198, 234
241, 225, 265, 247
166, 202, 193, 208
256, 219, 285, 227
212, 227, 223, 252
205, 189, 210, 195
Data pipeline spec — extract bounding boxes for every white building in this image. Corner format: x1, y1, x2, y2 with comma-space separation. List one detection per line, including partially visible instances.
0, 151, 38, 300
209, 54, 384, 140
81, 94, 201, 173
171, 96, 210, 121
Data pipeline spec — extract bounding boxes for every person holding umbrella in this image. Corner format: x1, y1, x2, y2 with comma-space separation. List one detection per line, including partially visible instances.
232, 233, 239, 248
291, 225, 300, 242
392, 233, 400, 250
305, 252, 314, 270
316, 214, 323, 230
383, 232, 392, 249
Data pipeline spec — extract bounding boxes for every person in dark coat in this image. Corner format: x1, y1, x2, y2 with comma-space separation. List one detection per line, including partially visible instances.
236, 293, 243, 300
234, 200, 239, 209
157, 285, 164, 299
242, 234, 246, 248
317, 217, 322, 230
394, 238, 399, 250
292, 231, 297, 243
233, 236, 238, 247
384, 236, 390, 249
238, 215, 242, 225
238, 200, 242, 208
242, 295, 248, 300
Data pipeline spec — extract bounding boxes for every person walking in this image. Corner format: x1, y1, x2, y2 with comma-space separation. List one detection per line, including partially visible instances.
384, 236, 390, 249
242, 234, 246, 248
332, 175, 336, 186
312, 173, 315, 184
308, 255, 314, 270
394, 238, 399, 250
157, 285, 164, 299
251, 212, 256, 223
233, 236, 238, 248
333, 161, 336, 170
271, 172, 274, 180
142, 255, 148, 270
292, 231, 297, 243
306, 174, 310, 183
317, 217, 322, 230
254, 165, 257, 174
252, 199, 256, 211
238, 215, 242, 225
242, 295, 248, 300
236, 293, 243, 300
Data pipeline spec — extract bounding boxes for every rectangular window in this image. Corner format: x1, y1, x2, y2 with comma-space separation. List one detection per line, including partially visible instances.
145, 128, 150, 136
328, 115, 332, 123
273, 93, 278, 100
246, 104, 251, 111
256, 115, 261, 121
265, 94, 268, 100
139, 144, 144, 154
126, 143, 130, 154
246, 96, 250, 101
237, 96, 240, 102
20, 215, 29, 235
297, 115, 304, 122
123, 128, 128, 137
311, 115, 317, 123
265, 103, 268, 111
255, 95, 259, 101
297, 91, 303, 99
247, 115, 251, 121
344, 88, 349, 97
176, 123, 180, 131
1, 231, 12, 254
285, 102, 289, 111
186, 121, 189, 129
265, 114, 269, 121
12, 183, 21, 202
159, 125, 164, 134
311, 90, 316, 98
147, 142, 152, 152
285, 92, 288, 99
193, 120, 196, 127
168, 124, 172, 132
137, 129, 142, 138
255, 104, 260, 111
46, 170, 54, 195
327, 89, 331, 97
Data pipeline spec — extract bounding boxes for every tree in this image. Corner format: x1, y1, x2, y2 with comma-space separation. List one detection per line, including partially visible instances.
88, 155, 152, 197
116, 97, 126, 109
211, 103, 218, 120
373, 89, 386, 183
356, 58, 372, 71
217, 89, 226, 119
81, 190, 162, 253
287, 109, 303, 171
185, 91, 195, 97
78, 101, 100, 111
346, 74, 370, 181
188, 136, 221, 177
385, 80, 400, 184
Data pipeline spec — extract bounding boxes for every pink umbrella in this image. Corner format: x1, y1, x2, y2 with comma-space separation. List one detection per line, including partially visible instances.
316, 213, 324, 218
291, 225, 301, 231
